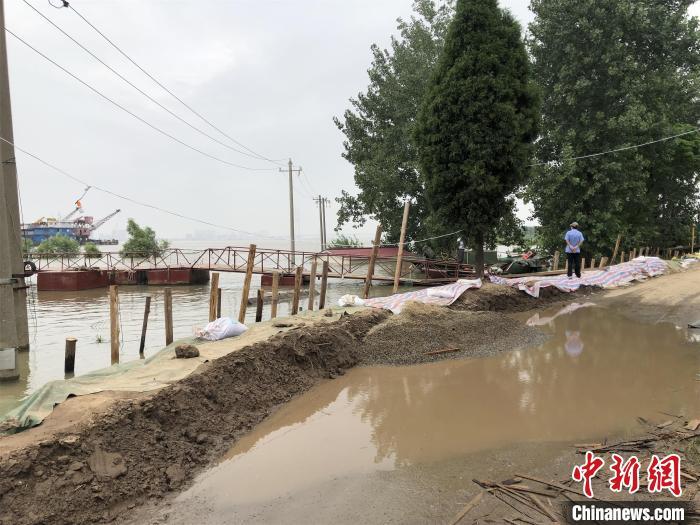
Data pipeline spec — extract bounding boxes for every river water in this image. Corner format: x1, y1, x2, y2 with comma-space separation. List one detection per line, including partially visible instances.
0, 240, 403, 416
146, 305, 700, 524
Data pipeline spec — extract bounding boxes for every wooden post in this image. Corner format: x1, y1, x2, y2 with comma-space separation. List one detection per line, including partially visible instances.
363, 225, 383, 299
630, 249, 635, 260
164, 288, 173, 346
319, 261, 329, 310
255, 289, 264, 322
64, 337, 76, 374
589, 258, 595, 269
692, 224, 696, 254
270, 271, 280, 319
216, 288, 222, 319
552, 251, 560, 271
610, 234, 622, 266
582, 258, 587, 270
291, 266, 303, 315
138, 296, 151, 357
307, 256, 318, 311
209, 272, 220, 322
599, 257, 608, 268
392, 201, 410, 294
238, 244, 257, 323
109, 285, 119, 365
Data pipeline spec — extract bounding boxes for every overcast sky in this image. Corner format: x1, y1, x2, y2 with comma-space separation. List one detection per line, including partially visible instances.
6, 1, 697, 247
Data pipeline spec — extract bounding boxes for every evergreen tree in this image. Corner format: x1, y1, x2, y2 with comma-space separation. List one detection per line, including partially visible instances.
415, 0, 538, 274
526, 0, 700, 255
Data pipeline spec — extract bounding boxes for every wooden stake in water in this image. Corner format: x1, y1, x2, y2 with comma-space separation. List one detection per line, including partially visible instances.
256, 289, 264, 322
292, 266, 303, 315
238, 244, 257, 323
139, 296, 151, 357
64, 337, 76, 375
319, 261, 329, 310
216, 287, 222, 319
392, 201, 410, 294
209, 272, 220, 322
109, 285, 119, 365
164, 288, 173, 346
307, 256, 318, 311
270, 271, 280, 319
363, 225, 383, 299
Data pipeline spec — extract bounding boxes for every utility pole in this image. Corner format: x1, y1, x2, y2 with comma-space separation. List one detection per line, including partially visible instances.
313, 195, 331, 251
279, 159, 301, 264
0, 0, 29, 382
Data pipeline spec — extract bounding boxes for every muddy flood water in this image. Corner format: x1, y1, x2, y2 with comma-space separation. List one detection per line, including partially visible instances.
151, 304, 700, 524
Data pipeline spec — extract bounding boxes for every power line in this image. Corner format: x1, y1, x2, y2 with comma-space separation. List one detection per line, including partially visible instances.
4, 26, 277, 172
63, 0, 285, 166
21, 0, 278, 163
0, 135, 291, 240
530, 126, 700, 166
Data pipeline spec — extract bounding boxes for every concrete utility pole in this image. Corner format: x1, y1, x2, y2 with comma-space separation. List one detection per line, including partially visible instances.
313, 195, 330, 251
0, 0, 29, 382
321, 197, 329, 250
279, 159, 301, 258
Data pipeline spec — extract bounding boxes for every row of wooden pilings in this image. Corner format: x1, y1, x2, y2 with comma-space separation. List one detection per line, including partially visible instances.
63, 232, 392, 375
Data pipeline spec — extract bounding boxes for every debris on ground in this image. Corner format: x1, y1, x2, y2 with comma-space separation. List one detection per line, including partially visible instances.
174, 344, 200, 359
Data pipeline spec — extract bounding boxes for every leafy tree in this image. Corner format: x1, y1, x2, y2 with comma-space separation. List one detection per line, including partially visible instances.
326, 234, 363, 248
334, 0, 455, 245
120, 219, 169, 257
526, 0, 700, 255
35, 234, 80, 255
83, 243, 101, 257
414, 0, 539, 275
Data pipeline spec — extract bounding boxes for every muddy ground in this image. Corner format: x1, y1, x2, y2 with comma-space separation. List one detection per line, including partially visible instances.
1, 267, 697, 525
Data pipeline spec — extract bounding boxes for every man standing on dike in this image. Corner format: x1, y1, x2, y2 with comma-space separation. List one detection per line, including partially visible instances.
564, 222, 584, 278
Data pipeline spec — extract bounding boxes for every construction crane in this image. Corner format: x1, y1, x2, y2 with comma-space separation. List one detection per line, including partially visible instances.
89, 209, 121, 232
61, 186, 91, 222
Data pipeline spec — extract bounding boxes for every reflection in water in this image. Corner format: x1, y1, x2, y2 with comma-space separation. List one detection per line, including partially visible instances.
178, 306, 700, 506
2, 273, 397, 415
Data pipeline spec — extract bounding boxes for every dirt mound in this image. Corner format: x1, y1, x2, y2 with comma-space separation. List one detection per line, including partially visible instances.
450, 282, 580, 312
358, 302, 548, 366
0, 309, 389, 525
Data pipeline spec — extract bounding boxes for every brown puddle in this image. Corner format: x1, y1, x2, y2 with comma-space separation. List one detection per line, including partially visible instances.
174, 305, 700, 508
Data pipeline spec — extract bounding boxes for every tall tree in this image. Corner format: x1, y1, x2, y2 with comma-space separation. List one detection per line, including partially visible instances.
526, 0, 700, 255
334, 0, 454, 244
414, 0, 539, 274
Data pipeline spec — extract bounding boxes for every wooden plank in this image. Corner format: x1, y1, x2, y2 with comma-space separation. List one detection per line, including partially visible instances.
164, 288, 173, 346
109, 285, 119, 364
238, 244, 257, 323
139, 295, 151, 356
291, 266, 303, 315
255, 288, 264, 322
363, 225, 383, 299
610, 234, 622, 265
392, 201, 410, 294
319, 261, 329, 310
208, 272, 220, 322
307, 256, 318, 311
270, 271, 280, 319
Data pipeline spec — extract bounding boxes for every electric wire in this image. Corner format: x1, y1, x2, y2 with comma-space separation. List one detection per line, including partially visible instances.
4, 27, 277, 172
529, 126, 700, 166
21, 0, 279, 164
64, 1, 285, 165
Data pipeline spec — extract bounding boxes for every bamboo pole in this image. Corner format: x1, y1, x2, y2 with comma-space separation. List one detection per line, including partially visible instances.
291, 266, 303, 315
255, 289, 264, 322
363, 225, 383, 299
392, 201, 410, 294
109, 285, 119, 364
610, 234, 622, 266
139, 296, 151, 357
319, 261, 329, 310
238, 244, 257, 323
164, 288, 173, 346
307, 256, 318, 311
64, 337, 76, 375
270, 271, 280, 319
208, 272, 220, 322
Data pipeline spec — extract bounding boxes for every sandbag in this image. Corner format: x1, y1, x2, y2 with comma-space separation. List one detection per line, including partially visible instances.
196, 317, 247, 341
338, 294, 365, 307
